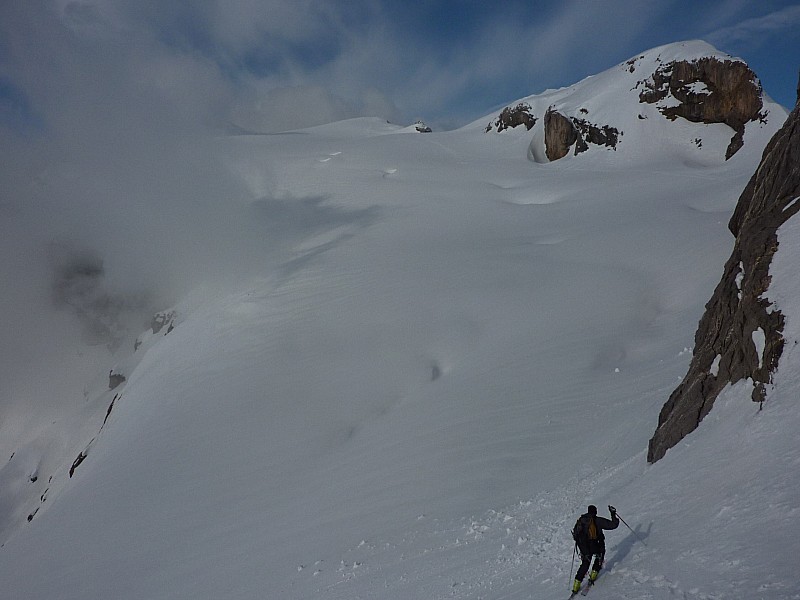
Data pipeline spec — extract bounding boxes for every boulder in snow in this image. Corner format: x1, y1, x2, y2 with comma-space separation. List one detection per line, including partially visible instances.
543, 108, 620, 160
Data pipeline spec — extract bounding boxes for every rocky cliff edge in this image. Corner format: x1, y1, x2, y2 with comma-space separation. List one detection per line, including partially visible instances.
648, 71, 800, 462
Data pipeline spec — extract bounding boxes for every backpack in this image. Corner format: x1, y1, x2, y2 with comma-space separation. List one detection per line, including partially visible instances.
572, 515, 598, 542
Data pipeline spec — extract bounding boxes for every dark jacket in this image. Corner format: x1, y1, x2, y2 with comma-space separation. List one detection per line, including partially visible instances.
590, 513, 619, 540
574, 512, 619, 545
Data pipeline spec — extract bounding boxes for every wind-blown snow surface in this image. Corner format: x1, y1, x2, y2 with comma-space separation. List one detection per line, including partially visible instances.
1, 54, 796, 600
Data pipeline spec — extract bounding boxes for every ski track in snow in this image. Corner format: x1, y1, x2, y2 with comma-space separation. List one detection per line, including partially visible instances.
290, 456, 744, 600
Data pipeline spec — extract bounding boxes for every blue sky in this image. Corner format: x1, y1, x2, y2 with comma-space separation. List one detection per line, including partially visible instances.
0, 0, 798, 134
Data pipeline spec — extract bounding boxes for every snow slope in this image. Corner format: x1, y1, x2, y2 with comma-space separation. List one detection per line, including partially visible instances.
0, 43, 796, 599
478, 40, 782, 168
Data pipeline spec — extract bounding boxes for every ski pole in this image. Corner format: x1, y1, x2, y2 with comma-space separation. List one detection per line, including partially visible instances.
568, 542, 577, 588
616, 512, 647, 547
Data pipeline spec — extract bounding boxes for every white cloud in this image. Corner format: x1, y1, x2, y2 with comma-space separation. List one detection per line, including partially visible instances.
207, 0, 364, 51
10, 0, 688, 132
230, 83, 398, 132
707, 5, 800, 47
698, 0, 753, 31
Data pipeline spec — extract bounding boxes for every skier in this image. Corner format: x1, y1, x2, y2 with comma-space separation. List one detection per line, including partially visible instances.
571, 504, 618, 594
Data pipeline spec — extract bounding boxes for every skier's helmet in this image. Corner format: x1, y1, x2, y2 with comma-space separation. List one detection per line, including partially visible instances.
587, 505, 597, 515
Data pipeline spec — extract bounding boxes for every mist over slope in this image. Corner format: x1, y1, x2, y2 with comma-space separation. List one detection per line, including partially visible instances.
0, 42, 796, 599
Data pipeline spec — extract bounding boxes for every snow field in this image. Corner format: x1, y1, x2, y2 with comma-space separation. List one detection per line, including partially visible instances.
0, 43, 796, 599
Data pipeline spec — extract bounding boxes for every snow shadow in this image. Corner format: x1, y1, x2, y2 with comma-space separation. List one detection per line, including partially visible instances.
249, 194, 380, 242
605, 521, 653, 570
249, 193, 381, 280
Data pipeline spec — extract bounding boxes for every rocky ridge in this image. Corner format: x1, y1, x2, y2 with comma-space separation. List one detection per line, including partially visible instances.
635, 56, 766, 159
648, 74, 800, 463
481, 41, 779, 165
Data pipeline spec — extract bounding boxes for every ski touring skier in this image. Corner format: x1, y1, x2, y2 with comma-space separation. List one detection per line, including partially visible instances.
570, 504, 619, 594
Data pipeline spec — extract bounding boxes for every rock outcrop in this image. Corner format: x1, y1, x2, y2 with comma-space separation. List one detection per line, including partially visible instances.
572, 116, 621, 153
637, 57, 766, 159
544, 108, 621, 160
543, 109, 578, 160
109, 370, 126, 390
135, 310, 177, 351
485, 103, 537, 133
69, 450, 88, 478
648, 74, 800, 463
414, 120, 432, 133
484, 43, 779, 165
151, 310, 176, 335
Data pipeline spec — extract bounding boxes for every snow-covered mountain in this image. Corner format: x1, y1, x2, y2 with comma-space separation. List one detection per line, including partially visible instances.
482, 40, 780, 166
1, 41, 797, 599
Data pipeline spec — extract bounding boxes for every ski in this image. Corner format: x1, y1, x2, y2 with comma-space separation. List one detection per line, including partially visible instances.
572, 581, 595, 596
568, 581, 592, 598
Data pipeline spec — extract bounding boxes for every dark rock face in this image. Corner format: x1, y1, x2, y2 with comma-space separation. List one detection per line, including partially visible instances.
486, 103, 537, 133
638, 57, 765, 159
573, 117, 620, 151
69, 451, 87, 478
103, 394, 118, 426
544, 108, 621, 160
544, 109, 578, 160
109, 371, 126, 390
648, 85, 800, 463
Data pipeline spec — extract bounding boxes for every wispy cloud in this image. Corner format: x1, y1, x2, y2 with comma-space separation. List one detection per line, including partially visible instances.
706, 5, 800, 48
302, 0, 674, 127
3, 0, 700, 134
